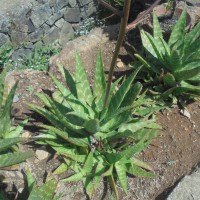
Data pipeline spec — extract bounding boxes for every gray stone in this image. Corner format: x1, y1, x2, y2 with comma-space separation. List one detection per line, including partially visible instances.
78, 0, 93, 6
43, 26, 60, 44
55, 18, 65, 28
186, 0, 200, 5
47, 10, 64, 26
64, 8, 81, 23
167, 167, 200, 200
35, 149, 49, 161
36, 0, 49, 3
27, 19, 36, 33
54, 0, 69, 12
12, 48, 32, 60
0, 15, 10, 33
59, 21, 74, 45
41, 23, 51, 35
14, 23, 29, 33
34, 41, 43, 48
49, 0, 56, 7
0, 33, 10, 46
11, 2, 32, 21
28, 28, 44, 43
10, 31, 28, 46
31, 3, 52, 28
68, 0, 77, 7
81, 2, 96, 19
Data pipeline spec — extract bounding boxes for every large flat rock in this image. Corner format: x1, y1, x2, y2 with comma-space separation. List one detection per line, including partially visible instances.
167, 166, 200, 200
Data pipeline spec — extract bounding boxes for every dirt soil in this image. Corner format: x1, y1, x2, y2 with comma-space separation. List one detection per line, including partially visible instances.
1, 29, 200, 200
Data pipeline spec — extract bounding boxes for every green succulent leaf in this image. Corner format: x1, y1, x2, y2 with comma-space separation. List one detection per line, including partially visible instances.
168, 8, 186, 46
39, 178, 58, 200
75, 52, 93, 105
126, 163, 155, 177
58, 64, 77, 97
115, 162, 127, 193
107, 66, 142, 117
93, 49, 106, 102
184, 22, 200, 49
0, 151, 34, 168
174, 66, 200, 81
0, 137, 23, 153
84, 119, 100, 134
163, 73, 176, 87
39, 124, 89, 147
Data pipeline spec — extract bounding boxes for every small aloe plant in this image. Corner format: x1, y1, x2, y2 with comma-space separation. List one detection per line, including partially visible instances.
28, 50, 160, 198
0, 67, 34, 169
135, 9, 200, 102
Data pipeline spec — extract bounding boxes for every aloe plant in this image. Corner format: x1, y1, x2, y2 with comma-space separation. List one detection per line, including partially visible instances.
135, 9, 200, 101
28, 50, 160, 198
0, 67, 34, 169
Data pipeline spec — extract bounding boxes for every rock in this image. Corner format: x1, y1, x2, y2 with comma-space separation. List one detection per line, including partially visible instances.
49, 25, 118, 78
13, 95, 20, 103
0, 33, 10, 46
116, 58, 125, 68
28, 28, 44, 43
68, 0, 77, 7
180, 108, 191, 119
79, 0, 93, 6
167, 167, 200, 200
64, 8, 81, 23
81, 2, 97, 19
10, 31, 28, 46
11, 48, 32, 60
31, 3, 52, 28
47, 10, 64, 26
54, 0, 69, 12
43, 26, 60, 44
186, 0, 200, 6
0, 15, 10, 33
59, 21, 74, 45
22, 131, 31, 138
55, 18, 65, 28
35, 149, 49, 161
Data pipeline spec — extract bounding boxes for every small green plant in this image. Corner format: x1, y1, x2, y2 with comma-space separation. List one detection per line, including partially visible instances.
26, 85, 34, 94
0, 67, 34, 169
11, 44, 61, 71
0, 45, 12, 73
28, 50, 160, 198
135, 9, 200, 102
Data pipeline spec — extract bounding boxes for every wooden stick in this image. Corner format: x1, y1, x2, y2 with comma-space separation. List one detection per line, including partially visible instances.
97, 0, 123, 17
103, 0, 131, 108
126, 0, 161, 32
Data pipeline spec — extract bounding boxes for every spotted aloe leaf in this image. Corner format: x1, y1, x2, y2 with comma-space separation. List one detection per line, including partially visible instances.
0, 151, 34, 168
93, 50, 106, 103
75, 52, 93, 106
106, 66, 142, 117
168, 8, 186, 47
115, 162, 127, 193
57, 64, 77, 97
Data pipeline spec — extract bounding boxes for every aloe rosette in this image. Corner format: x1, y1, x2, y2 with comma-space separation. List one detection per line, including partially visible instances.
28, 50, 160, 198
135, 9, 200, 100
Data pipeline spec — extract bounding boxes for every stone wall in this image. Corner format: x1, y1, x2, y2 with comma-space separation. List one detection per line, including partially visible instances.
0, 0, 97, 59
